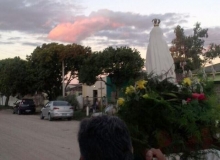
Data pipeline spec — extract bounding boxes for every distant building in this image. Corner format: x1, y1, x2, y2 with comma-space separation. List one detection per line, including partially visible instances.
194, 63, 220, 102
82, 77, 118, 108
66, 83, 82, 96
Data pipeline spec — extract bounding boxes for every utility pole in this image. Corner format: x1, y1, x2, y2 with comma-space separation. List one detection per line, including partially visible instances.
62, 60, 65, 97
98, 79, 105, 112
100, 80, 102, 107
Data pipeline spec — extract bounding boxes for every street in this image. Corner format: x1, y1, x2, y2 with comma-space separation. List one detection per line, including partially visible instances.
0, 109, 80, 160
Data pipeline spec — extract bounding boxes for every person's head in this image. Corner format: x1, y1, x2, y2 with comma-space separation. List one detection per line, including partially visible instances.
78, 115, 133, 160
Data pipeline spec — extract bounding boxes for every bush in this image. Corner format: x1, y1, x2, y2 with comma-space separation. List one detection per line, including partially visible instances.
117, 74, 220, 159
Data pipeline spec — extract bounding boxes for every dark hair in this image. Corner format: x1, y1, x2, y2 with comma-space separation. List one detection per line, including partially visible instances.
78, 115, 133, 160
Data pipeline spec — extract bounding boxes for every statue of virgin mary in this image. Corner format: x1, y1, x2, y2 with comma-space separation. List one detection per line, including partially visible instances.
146, 19, 176, 83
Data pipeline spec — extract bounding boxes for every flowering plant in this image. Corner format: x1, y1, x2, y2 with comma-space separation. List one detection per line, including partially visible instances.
117, 74, 220, 159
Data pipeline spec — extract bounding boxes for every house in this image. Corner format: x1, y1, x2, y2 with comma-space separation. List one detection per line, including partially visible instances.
82, 77, 107, 107
66, 83, 82, 96
82, 76, 118, 109
202, 63, 220, 101
0, 94, 19, 106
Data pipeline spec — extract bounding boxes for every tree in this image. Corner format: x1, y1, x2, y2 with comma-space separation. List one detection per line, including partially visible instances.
60, 43, 92, 90
27, 43, 91, 100
78, 52, 102, 85
78, 46, 145, 99
203, 43, 220, 63
170, 23, 208, 72
26, 43, 65, 100
0, 57, 33, 106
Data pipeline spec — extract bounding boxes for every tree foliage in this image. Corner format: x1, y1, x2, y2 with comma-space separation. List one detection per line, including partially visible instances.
26, 43, 65, 100
0, 57, 33, 106
78, 53, 102, 85
203, 43, 220, 63
27, 43, 91, 100
170, 23, 208, 72
61, 43, 92, 87
78, 46, 145, 98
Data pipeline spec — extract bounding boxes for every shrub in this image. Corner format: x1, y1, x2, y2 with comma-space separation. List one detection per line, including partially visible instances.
117, 74, 220, 159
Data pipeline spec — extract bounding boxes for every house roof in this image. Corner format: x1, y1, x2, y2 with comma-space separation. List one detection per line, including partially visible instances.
195, 63, 220, 83
204, 63, 220, 73
66, 83, 82, 91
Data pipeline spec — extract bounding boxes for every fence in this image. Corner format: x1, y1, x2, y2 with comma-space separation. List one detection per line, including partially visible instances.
82, 96, 116, 111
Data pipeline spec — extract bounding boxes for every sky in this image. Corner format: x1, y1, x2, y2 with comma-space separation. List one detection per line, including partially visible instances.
0, 0, 220, 64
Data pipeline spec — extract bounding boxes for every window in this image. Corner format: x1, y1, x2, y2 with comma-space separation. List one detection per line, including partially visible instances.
21, 99, 34, 105
53, 101, 70, 106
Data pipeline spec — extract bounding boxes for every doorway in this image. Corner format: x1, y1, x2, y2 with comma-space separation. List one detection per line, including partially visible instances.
93, 90, 97, 105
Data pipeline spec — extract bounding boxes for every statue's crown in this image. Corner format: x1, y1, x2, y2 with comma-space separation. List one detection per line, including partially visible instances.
152, 19, 160, 26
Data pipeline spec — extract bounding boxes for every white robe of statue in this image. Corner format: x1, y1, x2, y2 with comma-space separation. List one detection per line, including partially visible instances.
146, 24, 176, 83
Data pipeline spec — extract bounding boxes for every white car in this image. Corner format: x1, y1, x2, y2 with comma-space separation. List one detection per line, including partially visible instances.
40, 100, 74, 121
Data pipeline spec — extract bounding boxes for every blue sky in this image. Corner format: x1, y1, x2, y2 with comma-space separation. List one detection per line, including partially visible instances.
0, 0, 220, 62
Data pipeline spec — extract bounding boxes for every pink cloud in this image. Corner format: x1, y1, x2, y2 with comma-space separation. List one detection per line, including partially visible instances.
48, 16, 123, 43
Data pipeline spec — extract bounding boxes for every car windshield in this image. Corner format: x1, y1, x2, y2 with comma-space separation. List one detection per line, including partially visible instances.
53, 101, 71, 106
22, 99, 34, 104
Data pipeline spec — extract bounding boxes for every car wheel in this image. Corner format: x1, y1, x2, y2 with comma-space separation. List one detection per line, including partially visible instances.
67, 117, 72, 121
13, 109, 15, 114
48, 114, 52, 121
40, 112, 44, 119
17, 109, 21, 115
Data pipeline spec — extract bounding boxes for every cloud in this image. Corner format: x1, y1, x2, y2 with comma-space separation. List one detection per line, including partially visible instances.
0, 0, 82, 34
8, 37, 21, 41
22, 42, 43, 47
48, 15, 124, 42
0, 41, 14, 45
48, 9, 189, 47
206, 27, 220, 45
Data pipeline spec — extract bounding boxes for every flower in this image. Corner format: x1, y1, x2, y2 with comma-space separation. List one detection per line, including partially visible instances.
198, 93, 206, 100
192, 93, 206, 101
186, 98, 191, 103
136, 80, 147, 89
183, 77, 192, 86
117, 98, 125, 106
125, 86, 135, 95
117, 75, 219, 157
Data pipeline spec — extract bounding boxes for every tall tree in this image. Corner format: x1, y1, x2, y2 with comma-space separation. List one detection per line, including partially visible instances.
27, 43, 91, 100
170, 23, 208, 72
27, 43, 65, 100
78, 52, 102, 85
60, 43, 92, 90
0, 57, 33, 106
78, 46, 144, 99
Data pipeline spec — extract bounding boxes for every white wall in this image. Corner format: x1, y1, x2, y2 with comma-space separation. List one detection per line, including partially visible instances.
76, 95, 83, 109
0, 96, 19, 106
82, 77, 107, 100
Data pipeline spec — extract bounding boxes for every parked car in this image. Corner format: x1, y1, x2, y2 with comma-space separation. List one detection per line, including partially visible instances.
40, 100, 74, 121
13, 99, 36, 115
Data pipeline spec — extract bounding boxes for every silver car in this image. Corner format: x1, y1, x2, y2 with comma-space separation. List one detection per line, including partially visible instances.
40, 101, 74, 121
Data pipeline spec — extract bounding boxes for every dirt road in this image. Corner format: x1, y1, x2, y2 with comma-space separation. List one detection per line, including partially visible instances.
0, 109, 80, 160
